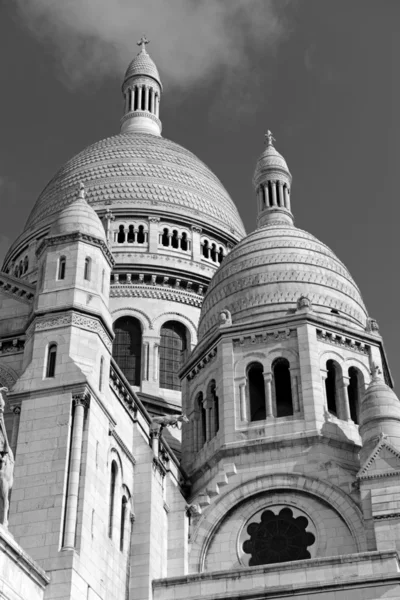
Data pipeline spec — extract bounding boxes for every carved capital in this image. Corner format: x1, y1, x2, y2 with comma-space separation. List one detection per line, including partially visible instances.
191, 226, 202, 234
72, 391, 90, 410
149, 217, 160, 224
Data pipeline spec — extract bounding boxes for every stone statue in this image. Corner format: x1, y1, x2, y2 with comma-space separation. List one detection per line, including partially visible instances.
0, 387, 14, 528
219, 309, 232, 327
371, 363, 383, 380
265, 130, 276, 147
367, 318, 379, 333
297, 295, 312, 310
151, 414, 189, 432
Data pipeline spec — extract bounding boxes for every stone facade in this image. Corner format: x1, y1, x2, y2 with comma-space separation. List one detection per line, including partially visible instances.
0, 42, 400, 600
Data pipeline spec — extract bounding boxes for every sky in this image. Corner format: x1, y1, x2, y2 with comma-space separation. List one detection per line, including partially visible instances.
1, 1, 400, 385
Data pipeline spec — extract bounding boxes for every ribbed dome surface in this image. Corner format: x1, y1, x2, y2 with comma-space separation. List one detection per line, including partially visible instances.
198, 223, 368, 340
360, 379, 400, 426
124, 50, 161, 85
50, 196, 106, 241
23, 133, 245, 238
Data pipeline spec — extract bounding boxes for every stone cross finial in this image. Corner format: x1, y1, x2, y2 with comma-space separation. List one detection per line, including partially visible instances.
137, 35, 150, 52
78, 181, 85, 200
265, 130, 276, 147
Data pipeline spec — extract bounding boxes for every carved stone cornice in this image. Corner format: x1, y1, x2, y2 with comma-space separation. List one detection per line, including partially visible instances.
110, 283, 203, 308
233, 327, 296, 348
316, 329, 369, 355
36, 232, 115, 267
187, 347, 217, 382
0, 273, 35, 304
109, 428, 136, 466
28, 311, 113, 351
120, 111, 161, 128
0, 338, 25, 355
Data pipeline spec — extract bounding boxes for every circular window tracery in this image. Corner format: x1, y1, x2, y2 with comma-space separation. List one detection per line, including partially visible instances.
242, 506, 316, 566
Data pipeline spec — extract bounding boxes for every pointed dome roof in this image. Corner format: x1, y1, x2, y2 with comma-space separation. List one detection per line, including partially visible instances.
123, 37, 162, 89
49, 183, 106, 241
253, 131, 291, 186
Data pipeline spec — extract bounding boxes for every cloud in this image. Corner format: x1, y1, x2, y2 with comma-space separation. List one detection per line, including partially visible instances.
14, 0, 292, 89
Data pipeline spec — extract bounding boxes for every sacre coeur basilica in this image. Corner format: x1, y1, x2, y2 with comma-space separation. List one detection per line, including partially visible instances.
0, 38, 399, 600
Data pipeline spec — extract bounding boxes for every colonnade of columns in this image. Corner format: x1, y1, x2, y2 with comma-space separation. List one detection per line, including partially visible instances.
258, 180, 291, 212
125, 85, 160, 117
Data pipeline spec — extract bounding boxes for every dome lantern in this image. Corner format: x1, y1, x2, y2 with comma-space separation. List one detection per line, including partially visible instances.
120, 36, 163, 136
253, 131, 293, 228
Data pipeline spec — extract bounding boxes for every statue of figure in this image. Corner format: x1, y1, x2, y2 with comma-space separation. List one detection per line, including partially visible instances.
219, 309, 232, 327
371, 363, 383, 381
151, 414, 189, 432
0, 387, 14, 528
367, 318, 379, 333
297, 295, 312, 310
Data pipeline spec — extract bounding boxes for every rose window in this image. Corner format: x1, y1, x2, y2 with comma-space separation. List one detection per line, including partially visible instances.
242, 507, 315, 566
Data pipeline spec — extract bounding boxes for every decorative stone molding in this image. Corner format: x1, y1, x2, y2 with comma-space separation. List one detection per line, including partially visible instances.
357, 435, 400, 480
72, 391, 91, 410
34, 311, 113, 351
0, 364, 19, 389
0, 273, 35, 304
36, 232, 115, 267
112, 306, 152, 329
316, 329, 369, 355
187, 347, 217, 381
232, 328, 296, 348
110, 283, 203, 308
120, 110, 161, 128
109, 428, 136, 466
109, 365, 139, 420
373, 513, 400, 521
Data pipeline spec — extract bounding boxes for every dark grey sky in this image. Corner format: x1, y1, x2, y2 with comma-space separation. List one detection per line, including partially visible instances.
1, 1, 400, 385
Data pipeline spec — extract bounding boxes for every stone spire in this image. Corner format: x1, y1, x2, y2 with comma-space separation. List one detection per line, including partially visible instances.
253, 131, 293, 228
120, 36, 163, 136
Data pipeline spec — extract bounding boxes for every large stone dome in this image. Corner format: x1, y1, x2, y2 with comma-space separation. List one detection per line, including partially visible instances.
23, 132, 245, 239
198, 222, 369, 340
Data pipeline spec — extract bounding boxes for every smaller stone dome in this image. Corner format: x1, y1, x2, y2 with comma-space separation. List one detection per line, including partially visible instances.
359, 368, 400, 461
124, 47, 162, 89
253, 131, 291, 189
50, 184, 106, 241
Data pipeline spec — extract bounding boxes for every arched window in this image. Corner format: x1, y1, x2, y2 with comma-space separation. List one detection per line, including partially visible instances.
273, 358, 293, 417
127, 225, 135, 243
348, 367, 364, 424
218, 247, 224, 263
84, 257, 91, 281
181, 232, 188, 251
207, 380, 219, 437
196, 392, 206, 448
23, 256, 29, 273
137, 225, 145, 244
108, 461, 117, 538
18, 260, 23, 277
171, 230, 179, 249
248, 362, 266, 422
202, 240, 209, 258
117, 225, 125, 243
325, 360, 340, 416
14, 265, 19, 278
210, 243, 217, 262
58, 256, 66, 280
113, 317, 142, 386
159, 321, 188, 391
46, 344, 57, 378
120, 496, 127, 551
162, 228, 170, 246
99, 356, 104, 391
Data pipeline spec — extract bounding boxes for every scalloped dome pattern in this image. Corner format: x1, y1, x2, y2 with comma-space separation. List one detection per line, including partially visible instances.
124, 51, 161, 84
24, 133, 245, 238
50, 197, 106, 241
198, 224, 369, 340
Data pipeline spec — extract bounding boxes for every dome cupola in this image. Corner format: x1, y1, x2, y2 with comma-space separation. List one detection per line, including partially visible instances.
359, 365, 400, 462
253, 131, 293, 228
121, 36, 162, 136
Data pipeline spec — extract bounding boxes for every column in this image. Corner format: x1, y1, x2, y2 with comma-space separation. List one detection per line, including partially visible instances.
142, 342, 149, 381
138, 86, 143, 111
191, 226, 202, 262
238, 379, 247, 421
148, 217, 160, 254
264, 373, 273, 418
271, 182, 277, 206
264, 183, 270, 207
129, 88, 134, 112
341, 375, 351, 421
63, 392, 90, 549
277, 182, 283, 207
144, 86, 149, 112
150, 89, 155, 113
284, 186, 291, 211
290, 370, 301, 413
10, 406, 21, 457
155, 94, 160, 117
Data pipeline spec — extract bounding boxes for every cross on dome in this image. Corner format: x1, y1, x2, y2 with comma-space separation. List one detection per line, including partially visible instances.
137, 35, 150, 52
264, 130, 276, 147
